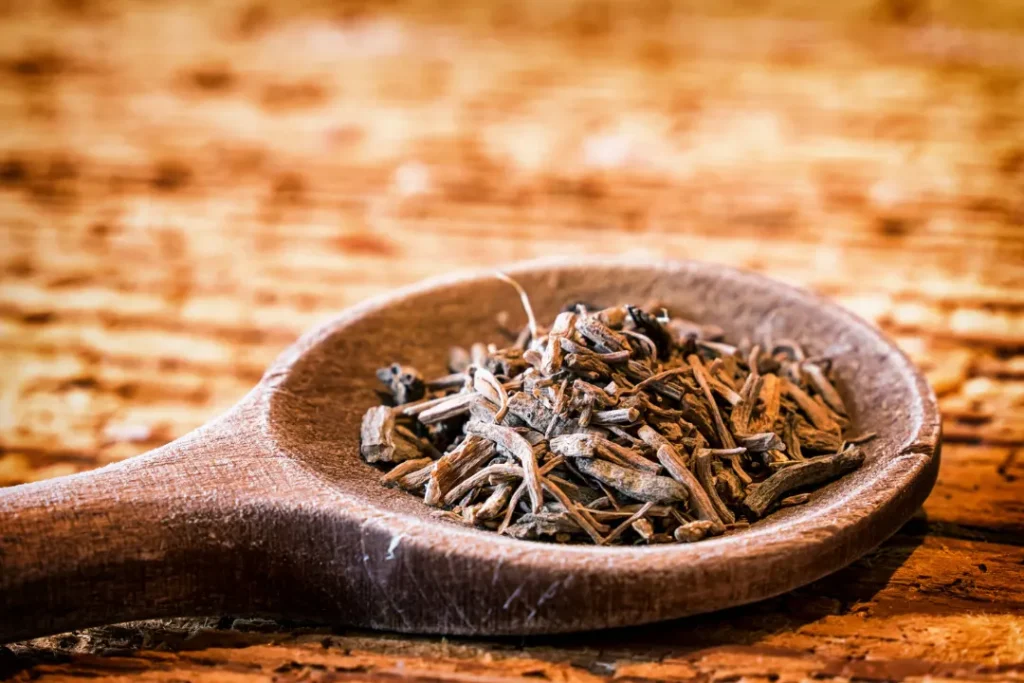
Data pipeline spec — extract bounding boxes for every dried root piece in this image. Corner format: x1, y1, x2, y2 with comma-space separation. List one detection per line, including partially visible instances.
541, 311, 575, 375
654, 444, 724, 534
716, 468, 747, 506
780, 492, 812, 507
577, 314, 631, 354
424, 435, 495, 506
793, 418, 844, 453
376, 363, 426, 405
735, 432, 785, 452
417, 393, 475, 424
803, 362, 846, 416
464, 482, 515, 523
542, 478, 605, 543
360, 407, 423, 464
601, 502, 654, 545
549, 434, 660, 473
506, 512, 580, 540
441, 464, 523, 507
747, 374, 781, 433
381, 457, 433, 488
575, 458, 689, 505
744, 448, 865, 518
674, 520, 716, 543
688, 355, 736, 449
465, 421, 544, 514
495, 271, 538, 341
507, 392, 580, 437
784, 378, 840, 433
694, 449, 736, 525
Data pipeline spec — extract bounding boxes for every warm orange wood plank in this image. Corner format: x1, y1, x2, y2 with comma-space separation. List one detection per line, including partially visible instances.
1, 0, 1022, 679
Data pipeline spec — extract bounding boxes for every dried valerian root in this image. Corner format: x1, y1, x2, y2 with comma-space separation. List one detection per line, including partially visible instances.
359, 276, 866, 545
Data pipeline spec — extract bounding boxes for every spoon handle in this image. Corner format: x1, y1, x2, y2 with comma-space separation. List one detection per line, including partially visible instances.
0, 414, 269, 643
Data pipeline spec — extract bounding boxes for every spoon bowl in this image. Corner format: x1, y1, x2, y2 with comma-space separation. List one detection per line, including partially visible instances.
0, 259, 940, 642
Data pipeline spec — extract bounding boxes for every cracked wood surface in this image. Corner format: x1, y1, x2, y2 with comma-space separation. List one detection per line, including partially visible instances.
1, 0, 1023, 680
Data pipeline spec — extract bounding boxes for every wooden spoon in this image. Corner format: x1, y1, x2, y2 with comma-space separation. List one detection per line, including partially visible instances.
0, 259, 940, 643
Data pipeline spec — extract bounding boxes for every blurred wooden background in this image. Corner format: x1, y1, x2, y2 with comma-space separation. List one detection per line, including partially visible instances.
1, 0, 1022, 680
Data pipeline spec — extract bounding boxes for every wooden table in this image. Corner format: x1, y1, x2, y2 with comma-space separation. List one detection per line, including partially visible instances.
1, 0, 1022, 680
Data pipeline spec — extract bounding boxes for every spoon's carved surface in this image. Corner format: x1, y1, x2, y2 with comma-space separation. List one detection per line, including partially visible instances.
0, 259, 939, 641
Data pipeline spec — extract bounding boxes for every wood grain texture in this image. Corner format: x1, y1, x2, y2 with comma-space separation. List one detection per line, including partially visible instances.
0, 0, 1022, 679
